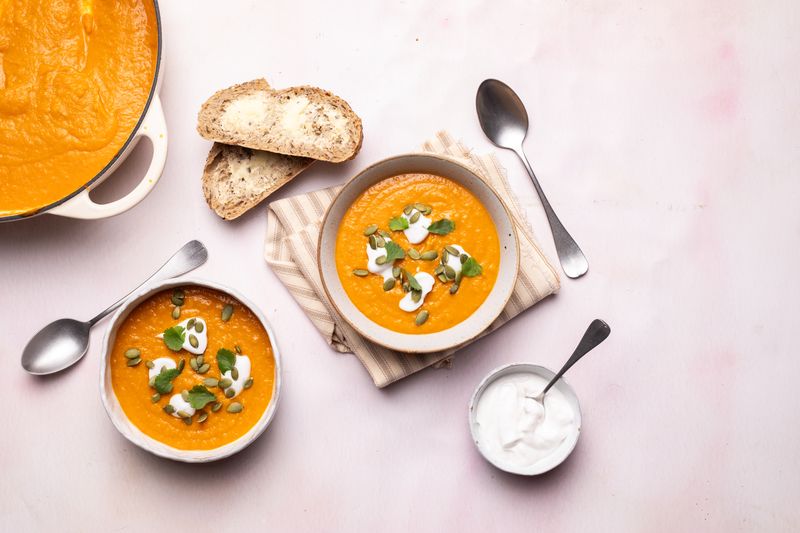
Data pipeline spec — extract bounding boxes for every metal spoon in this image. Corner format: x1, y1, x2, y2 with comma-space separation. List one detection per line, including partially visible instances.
476, 79, 589, 279
21, 240, 208, 375
529, 319, 611, 404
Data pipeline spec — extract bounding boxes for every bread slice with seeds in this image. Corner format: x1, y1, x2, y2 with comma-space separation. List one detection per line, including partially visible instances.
201, 142, 314, 220
197, 78, 362, 163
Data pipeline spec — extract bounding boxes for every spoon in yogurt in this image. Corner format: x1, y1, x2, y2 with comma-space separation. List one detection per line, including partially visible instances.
21, 240, 208, 376
528, 319, 611, 404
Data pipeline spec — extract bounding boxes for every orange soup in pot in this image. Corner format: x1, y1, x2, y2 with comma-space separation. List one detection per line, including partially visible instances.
0, 0, 158, 217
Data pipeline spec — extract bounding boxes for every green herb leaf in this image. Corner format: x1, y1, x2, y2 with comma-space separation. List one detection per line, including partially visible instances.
217, 348, 236, 374
388, 216, 409, 231
461, 257, 483, 277
404, 269, 422, 291
427, 218, 455, 235
154, 367, 180, 394
163, 326, 185, 352
383, 241, 406, 263
186, 385, 216, 409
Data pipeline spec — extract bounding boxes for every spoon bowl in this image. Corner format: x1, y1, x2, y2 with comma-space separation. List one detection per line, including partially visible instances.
22, 319, 91, 375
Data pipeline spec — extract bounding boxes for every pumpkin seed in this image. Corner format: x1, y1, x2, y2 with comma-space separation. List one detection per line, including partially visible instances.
444, 265, 456, 280
363, 224, 378, 236
195, 321, 204, 333
461, 254, 469, 264
421, 205, 432, 215
353, 269, 369, 277
392, 266, 401, 279
187, 318, 196, 330
413, 202, 427, 213
198, 363, 210, 374
151, 393, 161, 403
449, 283, 460, 295
145, 360, 154, 369
378, 229, 391, 239
227, 402, 243, 413
375, 256, 387, 266
410, 211, 421, 223
368, 234, 377, 250
411, 290, 422, 303
415, 310, 429, 326
189, 357, 199, 371
218, 378, 232, 389
211, 402, 222, 412
402, 282, 411, 292
171, 306, 181, 319
234, 344, 242, 354
178, 409, 190, 418
225, 388, 235, 399
445, 245, 460, 256
244, 377, 254, 389
434, 265, 444, 275
197, 412, 209, 423
403, 205, 413, 215
455, 271, 463, 285
438, 273, 449, 283
171, 290, 185, 306
375, 235, 386, 247
420, 250, 438, 261
124, 348, 141, 359
197, 355, 204, 366
441, 250, 449, 264
163, 404, 175, 414
149, 377, 156, 388
189, 334, 199, 348
221, 304, 234, 322
231, 367, 239, 381
383, 278, 396, 291
178, 359, 185, 372
126, 357, 141, 367
407, 248, 420, 260
181, 390, 189, 401
204, 377, 219, 388
182, 416, 192, 426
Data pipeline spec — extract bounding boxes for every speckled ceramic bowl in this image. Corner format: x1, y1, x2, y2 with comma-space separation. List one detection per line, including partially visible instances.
100, 277, 281, 462
318, 153, 520, 353
469, 363, 582, 475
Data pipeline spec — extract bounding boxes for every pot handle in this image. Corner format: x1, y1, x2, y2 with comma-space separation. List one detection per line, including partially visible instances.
48, 95, 168, 219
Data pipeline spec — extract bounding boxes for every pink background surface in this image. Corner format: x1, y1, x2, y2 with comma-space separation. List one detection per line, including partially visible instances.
2, 1, 799, 530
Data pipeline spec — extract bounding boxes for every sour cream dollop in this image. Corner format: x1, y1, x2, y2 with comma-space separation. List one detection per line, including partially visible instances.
401, 209, 431, 244
167, 394, 196, 419
156, 317, 208, 354
148, 357, 176, 380
366, 237, 395, 281
444, 244, 469, 277
399, 271, 435, 312
220, 355, 252, 398
474, 372, 578, 471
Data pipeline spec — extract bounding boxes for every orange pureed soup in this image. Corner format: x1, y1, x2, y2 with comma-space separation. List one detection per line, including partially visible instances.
0, 0, 159, 217
335, 173, 501, 334
110, 286, 276, 450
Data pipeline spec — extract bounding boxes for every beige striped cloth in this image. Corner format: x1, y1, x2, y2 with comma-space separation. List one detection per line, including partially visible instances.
264, 131, 560, 388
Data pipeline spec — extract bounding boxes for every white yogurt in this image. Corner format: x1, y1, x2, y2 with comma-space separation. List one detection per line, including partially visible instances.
156, 317, 208, 355
444, 244, 469, 276
399, 271, 435, 312
401, 209, 431, 244
474, 372, 578, 471
366, 237, 395, 281
167, 394, 196, 419
220, 355, 252, 398
148, 357, 176, 380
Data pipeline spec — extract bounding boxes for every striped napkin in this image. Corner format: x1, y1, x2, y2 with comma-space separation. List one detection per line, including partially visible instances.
264, 131, 560, 388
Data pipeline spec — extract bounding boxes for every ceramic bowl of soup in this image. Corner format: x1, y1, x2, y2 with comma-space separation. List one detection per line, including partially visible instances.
101, 278, 281, 462
318, 153, 519, 353
0, 0, 167, 221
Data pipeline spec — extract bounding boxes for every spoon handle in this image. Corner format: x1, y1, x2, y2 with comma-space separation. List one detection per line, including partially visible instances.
88, 240, 209, 326
514, 148, 589, 279
541, 319, 611, 397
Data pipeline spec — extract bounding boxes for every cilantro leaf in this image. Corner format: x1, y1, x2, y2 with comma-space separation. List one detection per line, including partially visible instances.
163, 326, 185, 352
461, 257, 483, 277
427, 219, 455, 235
383, 241, 406, 263
404, 269, 422, 291
186, 385, 216, 409
154, 367, 180, 394
217, 348, 236, 374
389, 216, 409, 231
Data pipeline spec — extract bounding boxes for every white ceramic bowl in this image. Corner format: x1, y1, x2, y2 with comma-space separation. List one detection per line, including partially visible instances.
317, 153, 520, 353
468, 363, 582, 475
100, 278, 281, 462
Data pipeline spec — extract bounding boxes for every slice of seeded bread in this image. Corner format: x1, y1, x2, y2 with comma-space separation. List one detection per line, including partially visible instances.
201, 142, 314, 220
197, 78, 363, 163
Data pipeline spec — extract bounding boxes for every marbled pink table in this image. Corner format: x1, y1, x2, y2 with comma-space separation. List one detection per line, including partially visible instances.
2, 1, 798, 530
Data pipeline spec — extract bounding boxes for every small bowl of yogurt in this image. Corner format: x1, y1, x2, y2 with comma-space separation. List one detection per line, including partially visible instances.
469, 363, 582, 476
